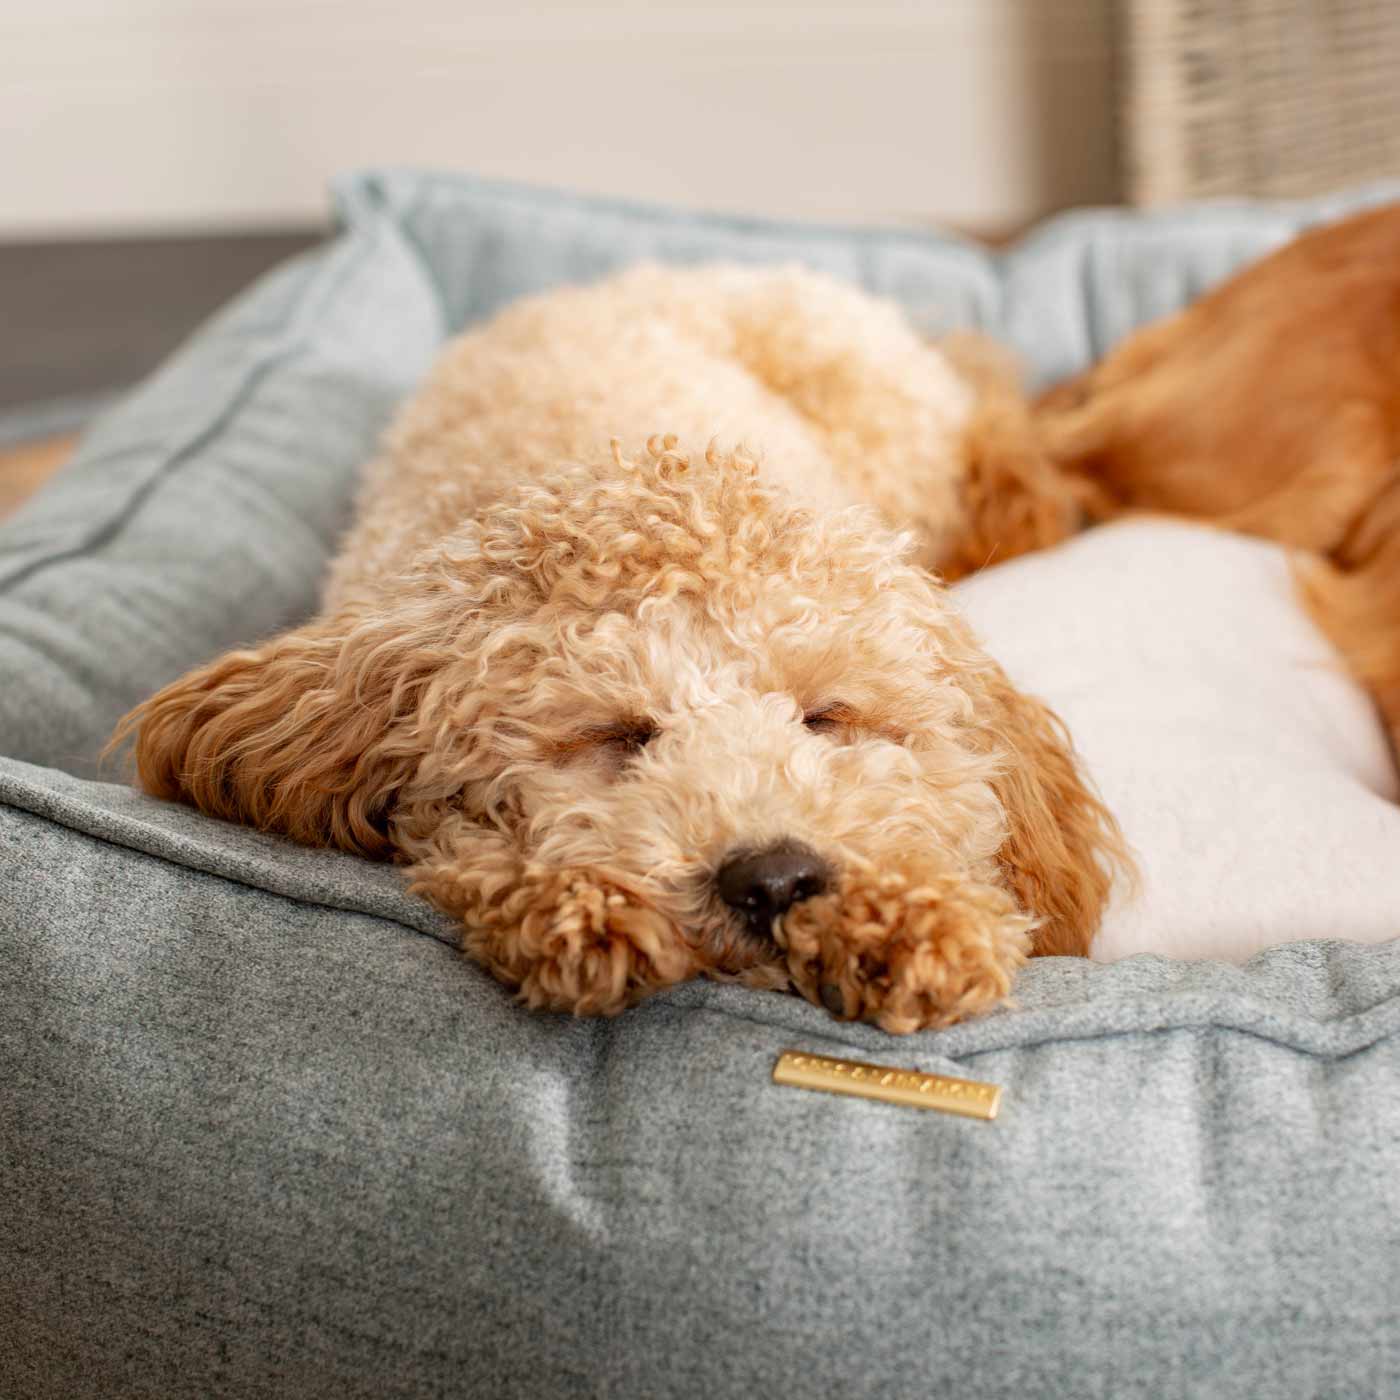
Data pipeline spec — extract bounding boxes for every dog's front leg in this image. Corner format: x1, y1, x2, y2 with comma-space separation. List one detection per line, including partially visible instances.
405, 830, 699, 1015
778, 864, 1034, 1034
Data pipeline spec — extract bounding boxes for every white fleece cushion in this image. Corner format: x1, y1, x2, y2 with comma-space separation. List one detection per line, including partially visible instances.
953, 519, 1400, 963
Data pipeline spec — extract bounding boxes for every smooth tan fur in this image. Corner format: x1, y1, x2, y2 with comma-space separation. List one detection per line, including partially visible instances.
1035, 205, 1400, 747
117, 264, 1125, 1033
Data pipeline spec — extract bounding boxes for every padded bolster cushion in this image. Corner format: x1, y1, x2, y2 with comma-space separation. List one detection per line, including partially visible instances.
5, 169, 1400, 1399
6, 168, 1400, 776
4, 755, 1400, 1399
4, 754, 1400, 1398
956, 519, 1400, 965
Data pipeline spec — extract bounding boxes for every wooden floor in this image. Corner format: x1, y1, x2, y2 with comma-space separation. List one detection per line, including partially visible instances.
0, 434, 74, 519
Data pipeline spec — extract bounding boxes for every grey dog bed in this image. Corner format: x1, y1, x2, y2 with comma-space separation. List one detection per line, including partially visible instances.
4, 170, 1400, 1400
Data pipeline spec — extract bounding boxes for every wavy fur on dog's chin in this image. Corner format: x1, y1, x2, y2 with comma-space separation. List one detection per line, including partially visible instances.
116, 264, 1127, 1032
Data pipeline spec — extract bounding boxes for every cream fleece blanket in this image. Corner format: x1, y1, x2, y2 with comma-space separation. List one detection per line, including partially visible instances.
956, 518, 1400, 963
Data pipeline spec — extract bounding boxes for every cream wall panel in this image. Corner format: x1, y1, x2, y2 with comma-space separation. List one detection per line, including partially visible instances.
0, 0, 1117, 237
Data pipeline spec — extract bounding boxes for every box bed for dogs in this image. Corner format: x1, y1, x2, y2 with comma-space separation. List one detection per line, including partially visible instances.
3, 169, 1399, 1399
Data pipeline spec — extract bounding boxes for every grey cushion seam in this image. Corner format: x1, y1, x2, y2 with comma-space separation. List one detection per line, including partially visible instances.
0, 344, 302, 595
7, 764, 1398, 1060
0, 232, 379, 597
1, 791, 456, 954
656, 986, 1400, 1062
0, 771, 456, 948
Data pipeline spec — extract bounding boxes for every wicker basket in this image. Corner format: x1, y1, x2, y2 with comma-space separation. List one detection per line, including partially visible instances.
1124, 0, 1400, 204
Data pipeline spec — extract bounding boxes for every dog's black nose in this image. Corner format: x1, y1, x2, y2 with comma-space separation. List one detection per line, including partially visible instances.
717, 842, 829, 929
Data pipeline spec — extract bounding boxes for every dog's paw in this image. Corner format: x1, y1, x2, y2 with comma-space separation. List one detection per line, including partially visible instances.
779, 866, 1033, 1034
459, 867, 697, 1015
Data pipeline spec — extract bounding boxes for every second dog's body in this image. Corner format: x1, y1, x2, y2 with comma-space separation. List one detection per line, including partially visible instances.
1036, 203, 1400, 750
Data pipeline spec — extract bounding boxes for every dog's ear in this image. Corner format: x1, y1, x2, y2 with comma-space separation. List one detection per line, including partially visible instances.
922, 598, 1130, 956
112, 613, 428, 858
967, 664, 1129, 955
886, 563, 1130, 956
1303, 471, 1400, 748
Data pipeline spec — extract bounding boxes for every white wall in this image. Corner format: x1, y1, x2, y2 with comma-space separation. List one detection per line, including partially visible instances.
0, 0, 1119, 239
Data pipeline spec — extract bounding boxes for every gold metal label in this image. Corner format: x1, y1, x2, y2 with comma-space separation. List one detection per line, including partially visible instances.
772, 1050, 1001, 1120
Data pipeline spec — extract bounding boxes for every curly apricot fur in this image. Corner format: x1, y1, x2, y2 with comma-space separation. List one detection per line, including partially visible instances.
117, 264, 1128, 1032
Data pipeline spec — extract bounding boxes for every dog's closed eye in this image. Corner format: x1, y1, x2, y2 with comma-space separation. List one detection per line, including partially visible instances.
803, 702, 860, 736
587, 721, 658, 754
804, 702, 908, 746
549, 720, 657, 765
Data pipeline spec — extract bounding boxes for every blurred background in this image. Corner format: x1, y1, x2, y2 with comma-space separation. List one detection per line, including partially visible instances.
3, 0, 1116, 425
2, 0, 1399, 502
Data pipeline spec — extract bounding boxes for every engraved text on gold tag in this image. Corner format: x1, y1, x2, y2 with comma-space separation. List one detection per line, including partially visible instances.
772, 1050, 1001, 1120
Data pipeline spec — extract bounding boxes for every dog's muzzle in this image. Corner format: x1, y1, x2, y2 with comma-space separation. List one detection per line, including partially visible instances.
716, 840, 830, 938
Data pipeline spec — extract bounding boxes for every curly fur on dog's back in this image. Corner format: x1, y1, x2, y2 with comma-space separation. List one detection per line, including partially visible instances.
328, 263, 993, 602
120, 263, 1126, 1032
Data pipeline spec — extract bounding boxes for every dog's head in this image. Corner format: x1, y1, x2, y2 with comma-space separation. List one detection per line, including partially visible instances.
120, 440, 1123, 1032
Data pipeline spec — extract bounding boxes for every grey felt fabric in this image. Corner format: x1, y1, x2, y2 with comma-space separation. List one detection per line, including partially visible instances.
0, 229, 442, 778
4, 169, 1400, 1398
5, 755, 1400, 1398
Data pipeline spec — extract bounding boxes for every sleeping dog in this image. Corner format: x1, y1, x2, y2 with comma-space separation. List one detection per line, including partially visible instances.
117, 264, 1126, 1032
